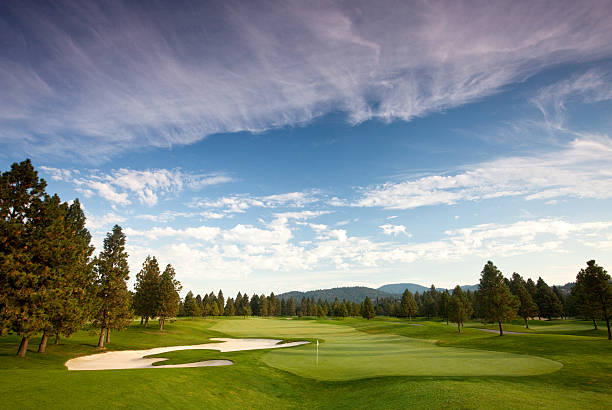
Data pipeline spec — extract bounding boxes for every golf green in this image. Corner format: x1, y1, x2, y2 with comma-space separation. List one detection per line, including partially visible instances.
212, 319, 562, 380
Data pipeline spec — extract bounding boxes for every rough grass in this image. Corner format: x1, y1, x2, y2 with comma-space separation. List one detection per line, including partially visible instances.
0, 317, 610, 409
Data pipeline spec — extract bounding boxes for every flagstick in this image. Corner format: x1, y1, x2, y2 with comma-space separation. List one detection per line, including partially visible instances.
316, 339, 319, 366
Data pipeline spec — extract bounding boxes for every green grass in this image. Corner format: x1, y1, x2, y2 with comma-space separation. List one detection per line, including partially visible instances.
0, 317, 610, 409
212, 319, 561, 380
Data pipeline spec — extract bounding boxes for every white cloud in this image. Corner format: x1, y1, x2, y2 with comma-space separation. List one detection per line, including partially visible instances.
353, 136, 612, 209
121, 216, 612, 287
3, 2, 611, 159
532, 70, 612, 130
192, 190, 321, 214
85, 211, 126, 231
40, 166, 231, 206
379, 224, 409, 236
124, 225, 220, 241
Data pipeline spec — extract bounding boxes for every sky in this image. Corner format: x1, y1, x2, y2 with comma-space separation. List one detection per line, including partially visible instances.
2, 0, 612, 296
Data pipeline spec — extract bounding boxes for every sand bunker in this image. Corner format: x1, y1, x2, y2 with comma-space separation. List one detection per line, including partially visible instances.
66, 338, 309, 371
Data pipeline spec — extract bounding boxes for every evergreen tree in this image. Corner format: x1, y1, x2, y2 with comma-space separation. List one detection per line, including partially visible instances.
210, 300, 220, 316
133, 255, 161, 327
574, 260, 611, 340
449, 286, 473, 332
36, 196, 95, 351
0, 159, 48, 357
287, 297, 296, 316
157, 264, 181, 331
439, 290, 450, 325
92, 225, 132, 348
361, 296, 375, 320
477, 261, 519, 336
183, 291, 199, 318
217, 290, 225, 315
299, 297, 307, 317
224, 298, 236, 316
535, 277, 563, 319
250, 294, 261, 316
399, 289, 418, 320
510, 273, 538, 328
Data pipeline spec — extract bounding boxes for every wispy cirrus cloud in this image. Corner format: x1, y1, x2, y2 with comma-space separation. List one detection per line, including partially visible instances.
191, 190, 321, 214
351, 136, 612, 209
532, 69, 612, 130
40, 166, 232, 206
2, 1, 612, 159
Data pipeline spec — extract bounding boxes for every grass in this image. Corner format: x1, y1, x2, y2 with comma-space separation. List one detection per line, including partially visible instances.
0, 317, 610, 409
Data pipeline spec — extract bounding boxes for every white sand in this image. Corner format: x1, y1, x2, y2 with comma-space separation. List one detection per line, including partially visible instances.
65, 338, 309, 371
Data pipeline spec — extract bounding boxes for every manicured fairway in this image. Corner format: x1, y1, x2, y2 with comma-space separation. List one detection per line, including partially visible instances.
213, 319, 562, 380
0, 317, 610, 409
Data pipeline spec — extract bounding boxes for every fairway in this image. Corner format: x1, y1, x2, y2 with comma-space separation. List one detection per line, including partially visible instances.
212, 319, 562, 380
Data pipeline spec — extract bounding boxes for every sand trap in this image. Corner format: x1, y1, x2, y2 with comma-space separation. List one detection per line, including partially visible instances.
66, 338, 309, 371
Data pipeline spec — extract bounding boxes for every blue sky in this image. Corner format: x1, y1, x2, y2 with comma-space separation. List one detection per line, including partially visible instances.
2, 0, 612, 296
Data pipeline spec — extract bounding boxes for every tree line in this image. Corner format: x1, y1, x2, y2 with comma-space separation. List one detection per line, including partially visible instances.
1, 160, 182, 357
176, 290, 365, 319
371, 260, 611, 338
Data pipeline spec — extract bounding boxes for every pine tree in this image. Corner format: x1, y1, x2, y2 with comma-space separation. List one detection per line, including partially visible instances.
224, 298, 236, 316
287, 297, 296, 316
157, 264, 181, 331
477, 261, 519, 336
361, 296, 375, 320
133, 255, 161, 327
399, 289, 418, 320
439, 290, 450, 325
449, 286, 473, 332
0, 159, 48, 357
535, 277, 563, 319
217, 290, 225, 315
510, 273, 538, 328
183, 291, 198, 317
92, 225, 132, 348
36, 196, 94, 352
574, 260, 611, 340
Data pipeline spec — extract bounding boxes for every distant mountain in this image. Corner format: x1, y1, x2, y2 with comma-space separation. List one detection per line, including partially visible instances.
277, 283, 481, 304
278, 286, 396, 303
377, 283, 479, 294
377, 283, 429, 295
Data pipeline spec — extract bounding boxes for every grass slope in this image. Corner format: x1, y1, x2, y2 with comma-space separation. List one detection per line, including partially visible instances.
0, 317, 610, 409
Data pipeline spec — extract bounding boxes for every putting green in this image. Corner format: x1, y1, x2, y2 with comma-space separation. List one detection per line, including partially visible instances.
212, 319, 562, 381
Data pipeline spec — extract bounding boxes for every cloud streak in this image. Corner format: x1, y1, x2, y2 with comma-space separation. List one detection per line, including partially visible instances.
2, 0, 612, 159
352, 136, 612, 209
41, 166, 232, 206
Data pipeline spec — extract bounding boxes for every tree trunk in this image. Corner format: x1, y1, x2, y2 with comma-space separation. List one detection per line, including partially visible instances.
603, 304, 611, 340
159, 318, 164, 331
105, 328, 110, 343
38, 332, 49, 353
140, 316, 144, 325
457, 322, 461, 333
592, 318, 598, 330
446, 317, 449, 325
97, 328, 105, 348
524, 317, 529, 329
498, 321, 504, 336
54, 333, 60, 345
17, 337, 29, 358
145, 316, 149, 327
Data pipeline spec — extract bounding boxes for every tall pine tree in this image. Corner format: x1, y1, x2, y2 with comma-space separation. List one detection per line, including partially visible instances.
157, 264, 181, 331
478, 261, 519, 336
0, 159, 48, 357
133, 255, 161, 327
92, 225, 132, 348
